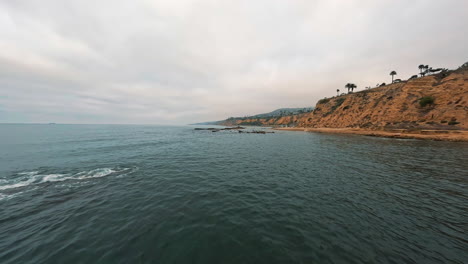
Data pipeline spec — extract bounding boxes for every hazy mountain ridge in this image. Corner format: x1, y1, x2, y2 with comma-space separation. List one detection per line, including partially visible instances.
218, 107, 314, 126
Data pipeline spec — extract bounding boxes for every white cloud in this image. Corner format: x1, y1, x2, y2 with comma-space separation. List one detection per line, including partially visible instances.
0, 0, 467, 124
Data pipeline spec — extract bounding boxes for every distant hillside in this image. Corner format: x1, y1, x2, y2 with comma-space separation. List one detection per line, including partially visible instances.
218, 107, 314, 126
247, 108, 314, 118
190, 121, 222, 126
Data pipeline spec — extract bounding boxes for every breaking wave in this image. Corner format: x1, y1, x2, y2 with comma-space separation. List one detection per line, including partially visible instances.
0, 167, 136, 192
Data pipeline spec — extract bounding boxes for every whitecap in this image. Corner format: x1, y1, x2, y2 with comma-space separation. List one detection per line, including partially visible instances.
42, 173, 72, 183
75, 168, 115, 180
0, 177, 37, 191
0, 167, 134, 191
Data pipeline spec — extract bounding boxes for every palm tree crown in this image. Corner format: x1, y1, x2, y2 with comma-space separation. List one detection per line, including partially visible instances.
390, 71, 397, 83
418, 64, 425, 73
420, 65, 429, 77
345, 83, 351, 93
345, 83, 356, 93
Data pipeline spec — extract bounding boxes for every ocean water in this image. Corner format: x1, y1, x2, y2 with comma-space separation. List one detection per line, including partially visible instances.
0, 124, 467, 264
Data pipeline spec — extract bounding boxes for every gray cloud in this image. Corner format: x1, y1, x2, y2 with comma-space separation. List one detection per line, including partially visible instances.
1, 0, 467, 124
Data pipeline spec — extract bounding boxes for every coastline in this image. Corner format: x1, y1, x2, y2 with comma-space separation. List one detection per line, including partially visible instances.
275, 127, 468, 142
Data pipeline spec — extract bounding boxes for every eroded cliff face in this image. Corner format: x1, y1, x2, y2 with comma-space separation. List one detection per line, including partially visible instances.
220, 70, 468, 130
300, 71, 467, 130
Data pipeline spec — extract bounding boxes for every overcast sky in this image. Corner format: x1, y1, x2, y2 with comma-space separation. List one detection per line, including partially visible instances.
1, 0, 467, 124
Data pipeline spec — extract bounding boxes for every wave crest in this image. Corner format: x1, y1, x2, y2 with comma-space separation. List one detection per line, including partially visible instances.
0, 167, 135, 192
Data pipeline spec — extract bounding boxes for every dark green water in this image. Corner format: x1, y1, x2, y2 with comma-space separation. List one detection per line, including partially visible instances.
0, 124, 467, 264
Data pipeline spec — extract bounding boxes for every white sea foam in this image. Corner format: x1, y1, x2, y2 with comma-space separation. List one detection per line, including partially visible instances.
0, 170, 41, 191
42, 173, 71, 183
75, 168, 115, 180
0, 167, 133, 191
0, 177, 37, 191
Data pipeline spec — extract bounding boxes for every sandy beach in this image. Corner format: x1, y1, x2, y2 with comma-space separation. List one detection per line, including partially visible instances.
275, 127, 468, 142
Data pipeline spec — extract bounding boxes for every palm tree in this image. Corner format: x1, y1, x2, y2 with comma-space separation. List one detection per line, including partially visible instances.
345, 83, 357, 93
336, 89, 340, 96
345, 83, 351, 93
390, 71, 397, 83
418, 64, 425, 75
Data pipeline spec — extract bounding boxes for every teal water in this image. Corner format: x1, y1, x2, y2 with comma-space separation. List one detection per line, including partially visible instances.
0, 124, 467, 263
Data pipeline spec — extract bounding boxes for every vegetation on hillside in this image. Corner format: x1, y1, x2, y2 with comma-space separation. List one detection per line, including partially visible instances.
419, 96, 435, 107
317, 98, 330, 104
333, 62, 462, 99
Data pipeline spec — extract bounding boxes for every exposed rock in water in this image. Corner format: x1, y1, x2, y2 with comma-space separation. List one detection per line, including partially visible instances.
194, 128, 217, 130
194, 126, 245, 132
223, 126, 246, 130
239, 130, 274, 134
194, 126, 275, 134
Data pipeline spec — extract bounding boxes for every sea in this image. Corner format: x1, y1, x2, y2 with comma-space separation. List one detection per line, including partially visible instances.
0, 124, 467, 264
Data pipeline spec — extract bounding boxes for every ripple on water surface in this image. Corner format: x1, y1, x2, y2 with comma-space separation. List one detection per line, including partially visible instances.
0, 124, 467, 264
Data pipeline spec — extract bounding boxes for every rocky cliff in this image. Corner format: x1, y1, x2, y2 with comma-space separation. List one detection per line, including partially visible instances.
220, 67, 468, 130
300, 69, 467, 130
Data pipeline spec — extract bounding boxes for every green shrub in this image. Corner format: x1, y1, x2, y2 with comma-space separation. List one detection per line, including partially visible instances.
331, 97, 346, 111
419, 96, 435, 107
335, 97, 346, 106
448, 121, 460, 125
318, 98, 330, 104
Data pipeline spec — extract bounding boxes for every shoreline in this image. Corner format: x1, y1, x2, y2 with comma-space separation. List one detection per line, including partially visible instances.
274, 127, 468, 142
